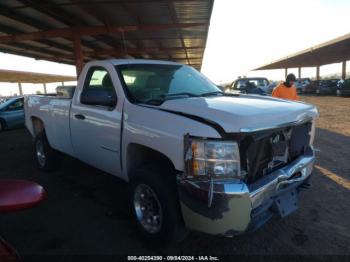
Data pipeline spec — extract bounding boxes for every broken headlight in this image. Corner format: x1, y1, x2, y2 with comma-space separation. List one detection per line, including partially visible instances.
185, 138, 242, 179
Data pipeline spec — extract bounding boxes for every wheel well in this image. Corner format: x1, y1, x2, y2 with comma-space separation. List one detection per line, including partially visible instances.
31, 117, 45, 136
126, 143, 176, 179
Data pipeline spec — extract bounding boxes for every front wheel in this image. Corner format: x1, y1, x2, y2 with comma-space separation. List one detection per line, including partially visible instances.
34, 132, 59, 171
130, 166, 187, 244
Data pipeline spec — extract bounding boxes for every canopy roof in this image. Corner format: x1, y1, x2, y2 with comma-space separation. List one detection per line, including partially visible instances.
255, 33, 350, 70
0, 68, 76, 83
0, 0, 214, 71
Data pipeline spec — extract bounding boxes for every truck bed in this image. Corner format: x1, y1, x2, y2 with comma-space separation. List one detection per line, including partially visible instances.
24, 93, 74, 156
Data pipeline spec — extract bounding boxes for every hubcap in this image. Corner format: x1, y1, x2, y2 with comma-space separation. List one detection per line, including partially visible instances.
36, 140, 46, 167
133, 184, 162, 234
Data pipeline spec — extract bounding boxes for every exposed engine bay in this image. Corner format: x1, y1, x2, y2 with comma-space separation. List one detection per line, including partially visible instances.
239, 121, 312, 184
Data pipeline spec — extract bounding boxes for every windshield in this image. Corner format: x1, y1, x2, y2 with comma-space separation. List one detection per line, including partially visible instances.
116, 64, 221, 104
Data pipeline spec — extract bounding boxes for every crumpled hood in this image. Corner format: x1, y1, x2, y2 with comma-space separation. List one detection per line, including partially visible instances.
159, 95, 318, 133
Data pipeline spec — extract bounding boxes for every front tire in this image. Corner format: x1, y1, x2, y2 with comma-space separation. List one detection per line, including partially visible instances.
34, 132, 59, 171
130, 166, 187, 245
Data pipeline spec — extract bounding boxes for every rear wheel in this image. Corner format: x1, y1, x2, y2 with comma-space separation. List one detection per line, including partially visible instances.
130, 166, 187, 245
34, 132, 59, 171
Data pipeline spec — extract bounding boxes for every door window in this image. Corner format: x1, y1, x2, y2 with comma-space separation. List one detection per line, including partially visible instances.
235, 80, 247, 89
81, 67, 117, 107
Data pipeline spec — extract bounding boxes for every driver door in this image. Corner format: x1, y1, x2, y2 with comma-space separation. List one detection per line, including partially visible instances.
70, 66, 122, 176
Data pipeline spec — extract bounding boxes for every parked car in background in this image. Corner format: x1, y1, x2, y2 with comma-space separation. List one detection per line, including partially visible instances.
0, 96, 24, 132
303, 81, 316, 94
314, 79, 339, 95
266, 81, 279, 94
336, 78, 350, 96
295, 78, 312, 93
0, 98, 9, 104
230, 77, 269, 95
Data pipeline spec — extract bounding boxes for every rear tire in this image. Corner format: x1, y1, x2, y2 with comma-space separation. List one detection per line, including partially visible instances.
130, 165, 187, 245
34, 132, 59, 171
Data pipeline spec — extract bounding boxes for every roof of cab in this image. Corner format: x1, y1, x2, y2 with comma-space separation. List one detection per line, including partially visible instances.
108, 59, 184, 66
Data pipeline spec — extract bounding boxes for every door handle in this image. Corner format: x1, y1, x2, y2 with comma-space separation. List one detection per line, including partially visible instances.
74, 114, 85, 120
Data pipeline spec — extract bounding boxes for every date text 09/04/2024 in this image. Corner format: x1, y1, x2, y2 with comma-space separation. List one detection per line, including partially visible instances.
127, 256, 219, 261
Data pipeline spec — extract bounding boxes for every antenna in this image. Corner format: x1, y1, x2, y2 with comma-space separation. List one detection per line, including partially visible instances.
121, 30, 128, 57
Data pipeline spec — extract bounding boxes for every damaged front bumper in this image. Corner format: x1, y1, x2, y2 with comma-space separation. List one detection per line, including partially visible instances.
177, 146, 315, 237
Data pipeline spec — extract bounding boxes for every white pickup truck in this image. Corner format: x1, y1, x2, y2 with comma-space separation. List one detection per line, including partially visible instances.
25, 59, 318, 243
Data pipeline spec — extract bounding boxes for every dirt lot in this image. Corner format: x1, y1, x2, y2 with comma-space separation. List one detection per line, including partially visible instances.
0, 96, 349, 260
302, 96, 350, 136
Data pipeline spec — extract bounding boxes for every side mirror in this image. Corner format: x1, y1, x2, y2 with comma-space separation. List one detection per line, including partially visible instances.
81, 89, 117, 107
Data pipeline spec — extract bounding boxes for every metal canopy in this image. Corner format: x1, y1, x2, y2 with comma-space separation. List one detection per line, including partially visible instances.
0, 0, 214, 73
0, 69, 76, 83
254, 33, 350, 70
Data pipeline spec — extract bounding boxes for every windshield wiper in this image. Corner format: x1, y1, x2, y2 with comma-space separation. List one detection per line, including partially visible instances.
165, 92, 199, 97
141, 91, 225, 106
167, 91, 225, 98
199, 91, 224, 97
142, 98, 165, 106
140, 93, 199, 106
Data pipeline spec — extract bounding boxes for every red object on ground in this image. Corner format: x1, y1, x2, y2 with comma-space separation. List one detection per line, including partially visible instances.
0, 179, 45, 213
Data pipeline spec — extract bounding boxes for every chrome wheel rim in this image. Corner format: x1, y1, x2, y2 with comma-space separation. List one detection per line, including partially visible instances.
36, 140, 46, 167
133, 184, 162, 234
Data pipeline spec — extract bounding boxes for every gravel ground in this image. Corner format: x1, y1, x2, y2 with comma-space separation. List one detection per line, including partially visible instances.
0, 95, 349, 261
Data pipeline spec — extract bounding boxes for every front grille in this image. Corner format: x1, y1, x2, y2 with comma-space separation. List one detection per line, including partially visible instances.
240, 122, 312, 184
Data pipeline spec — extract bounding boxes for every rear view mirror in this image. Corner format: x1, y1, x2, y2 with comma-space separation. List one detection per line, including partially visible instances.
81, 88, 117, 107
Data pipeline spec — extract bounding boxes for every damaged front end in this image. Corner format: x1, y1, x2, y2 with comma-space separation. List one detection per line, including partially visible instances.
177, 120, 316, 237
